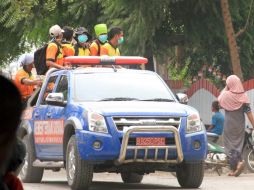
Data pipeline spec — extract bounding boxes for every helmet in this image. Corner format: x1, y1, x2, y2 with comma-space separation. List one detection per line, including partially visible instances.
74, 27, 92, 41
94, 24, 107, 37
49, 24, 64, 37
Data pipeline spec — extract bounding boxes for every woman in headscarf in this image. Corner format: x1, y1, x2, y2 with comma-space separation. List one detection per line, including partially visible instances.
218, 75, 254, 176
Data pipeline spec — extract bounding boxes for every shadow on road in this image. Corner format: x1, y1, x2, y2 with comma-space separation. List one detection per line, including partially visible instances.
91, 181, 181, 189
39, 180, 183, 190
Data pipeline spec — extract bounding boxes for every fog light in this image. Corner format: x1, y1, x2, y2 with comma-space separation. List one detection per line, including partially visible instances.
193, 140, 201, 150
93, 141, 102, 149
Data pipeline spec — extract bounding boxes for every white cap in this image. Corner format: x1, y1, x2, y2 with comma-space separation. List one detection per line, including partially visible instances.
49, 24, 64, 37
19, 53, 34, 66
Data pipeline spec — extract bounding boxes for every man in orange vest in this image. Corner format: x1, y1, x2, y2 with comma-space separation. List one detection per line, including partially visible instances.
100, 27, 124, 56
46, 24, 69, 69
90, 24, 108, 56
62, 26, 75, 57
15, 53, 42, 107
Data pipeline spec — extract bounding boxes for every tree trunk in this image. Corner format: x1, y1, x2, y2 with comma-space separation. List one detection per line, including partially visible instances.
220, 0, 243, 80
144, 42, 155, 71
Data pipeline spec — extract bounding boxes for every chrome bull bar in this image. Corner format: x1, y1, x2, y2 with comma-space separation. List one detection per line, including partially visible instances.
116, 126, 183, 164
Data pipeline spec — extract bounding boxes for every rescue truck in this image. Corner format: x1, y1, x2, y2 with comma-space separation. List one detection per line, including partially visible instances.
18, 56, 207, 190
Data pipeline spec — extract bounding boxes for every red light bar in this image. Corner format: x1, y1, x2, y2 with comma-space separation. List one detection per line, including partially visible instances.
64, 56, 148, 65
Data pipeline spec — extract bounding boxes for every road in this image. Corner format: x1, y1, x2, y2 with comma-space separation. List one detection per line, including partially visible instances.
22, 170, 254, 190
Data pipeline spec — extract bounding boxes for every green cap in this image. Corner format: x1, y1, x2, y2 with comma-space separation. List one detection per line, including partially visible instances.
94, 24, 107, 37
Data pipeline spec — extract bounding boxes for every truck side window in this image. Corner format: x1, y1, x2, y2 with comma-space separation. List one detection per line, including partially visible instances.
55, 75, 68, 101
41, 76, 57, 105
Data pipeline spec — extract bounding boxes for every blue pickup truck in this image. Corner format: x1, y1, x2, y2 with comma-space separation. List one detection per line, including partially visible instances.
18, 56, 207, 190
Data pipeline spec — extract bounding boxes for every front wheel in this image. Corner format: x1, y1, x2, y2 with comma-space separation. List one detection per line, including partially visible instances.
176, 161, 204, 188
20, 135, 44, 183
120, 172, 143, 183
243, 147, 254, 173
66, 135, 93, 190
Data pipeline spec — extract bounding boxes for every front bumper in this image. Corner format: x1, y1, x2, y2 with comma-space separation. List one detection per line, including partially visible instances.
116, 126, 183, 164
76, 126, 207, 163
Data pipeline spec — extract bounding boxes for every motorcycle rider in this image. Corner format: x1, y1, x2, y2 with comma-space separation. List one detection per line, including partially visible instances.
207, 101, 224, 143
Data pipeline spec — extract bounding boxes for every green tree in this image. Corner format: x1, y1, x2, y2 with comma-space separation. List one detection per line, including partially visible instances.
1, 0, 254, 81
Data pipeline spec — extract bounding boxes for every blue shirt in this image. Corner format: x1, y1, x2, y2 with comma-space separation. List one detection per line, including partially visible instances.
211, 111, 224, 135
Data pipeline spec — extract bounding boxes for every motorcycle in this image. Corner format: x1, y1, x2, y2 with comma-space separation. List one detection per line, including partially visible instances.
205, 132, 227, 176
205, 127, 254, 175
243, 126, 254, 172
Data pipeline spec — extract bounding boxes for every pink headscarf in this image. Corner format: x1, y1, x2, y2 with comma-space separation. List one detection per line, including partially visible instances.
218, 75, 249, 111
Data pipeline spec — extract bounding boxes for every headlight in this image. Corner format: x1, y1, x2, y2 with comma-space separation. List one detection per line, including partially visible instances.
186, 114, 202, 133
88, 112, 108, 133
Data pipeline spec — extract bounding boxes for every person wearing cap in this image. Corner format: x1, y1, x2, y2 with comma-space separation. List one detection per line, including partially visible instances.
62, 26, 75, 57
14, 53, 42, 107
100, 26, 124, 56
73, 27, 92, 56
90, 24, 108, 56
46, 24, 67, 69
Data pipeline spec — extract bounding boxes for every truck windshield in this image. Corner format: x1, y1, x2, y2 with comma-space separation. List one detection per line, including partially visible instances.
73, 72, 176, 102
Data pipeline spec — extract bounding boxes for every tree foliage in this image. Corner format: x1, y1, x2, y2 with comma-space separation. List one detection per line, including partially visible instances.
0, 0, 254, 80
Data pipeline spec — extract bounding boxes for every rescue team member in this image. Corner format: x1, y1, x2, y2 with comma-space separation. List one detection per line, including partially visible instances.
73, 27, 92, 56
100, 27, 124, 56
15, 53, 42, 107
62, 26, 75, 57
90, 23, 108, 56
46, 24, 69, 69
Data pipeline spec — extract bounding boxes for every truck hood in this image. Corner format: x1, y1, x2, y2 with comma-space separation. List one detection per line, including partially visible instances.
78, 101, 197, 117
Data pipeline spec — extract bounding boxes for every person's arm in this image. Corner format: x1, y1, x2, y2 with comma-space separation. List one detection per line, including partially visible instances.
246, 111, 254, 129
207, 124, 214, 131
46, 60, 65, 69
46, 43, 65, 69
90, 42, 98, 56
207, 114, 216, 131
22, 78, 42, 86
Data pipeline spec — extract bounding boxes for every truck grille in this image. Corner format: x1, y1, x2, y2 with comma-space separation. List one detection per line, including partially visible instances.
113, 116, 181, 131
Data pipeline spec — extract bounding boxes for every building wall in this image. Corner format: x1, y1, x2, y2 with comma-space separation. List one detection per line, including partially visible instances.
185, 78, 254, 126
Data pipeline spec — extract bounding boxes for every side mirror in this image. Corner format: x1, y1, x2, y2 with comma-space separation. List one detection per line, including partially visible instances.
176, 93, 188, 104
46, 93, 66, 107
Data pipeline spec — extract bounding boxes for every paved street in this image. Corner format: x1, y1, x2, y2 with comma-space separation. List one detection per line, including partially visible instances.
22, 170, 254, 190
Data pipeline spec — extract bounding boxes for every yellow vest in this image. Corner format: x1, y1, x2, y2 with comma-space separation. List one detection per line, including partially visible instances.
75, 45, 90, 56
62, 42, 75, 57
101, 43, 120, 56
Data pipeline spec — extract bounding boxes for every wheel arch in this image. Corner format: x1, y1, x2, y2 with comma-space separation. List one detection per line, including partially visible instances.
63, 117, 83, 162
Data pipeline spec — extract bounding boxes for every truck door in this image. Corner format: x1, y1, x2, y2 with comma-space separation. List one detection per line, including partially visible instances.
43, 75, 69, 159
33, 75, 65, 159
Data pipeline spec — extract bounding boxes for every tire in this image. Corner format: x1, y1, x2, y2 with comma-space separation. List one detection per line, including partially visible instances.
20, 134, 44, 183
243, 146, 254, 173
120, 172, 143, 183
176, 161, 204, 188
66, 135, 93, 190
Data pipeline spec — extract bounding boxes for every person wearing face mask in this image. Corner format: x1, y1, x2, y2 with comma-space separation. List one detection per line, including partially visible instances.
74, 27, 92, 56
90, 24, 108, 56
100, 27, 124, 56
